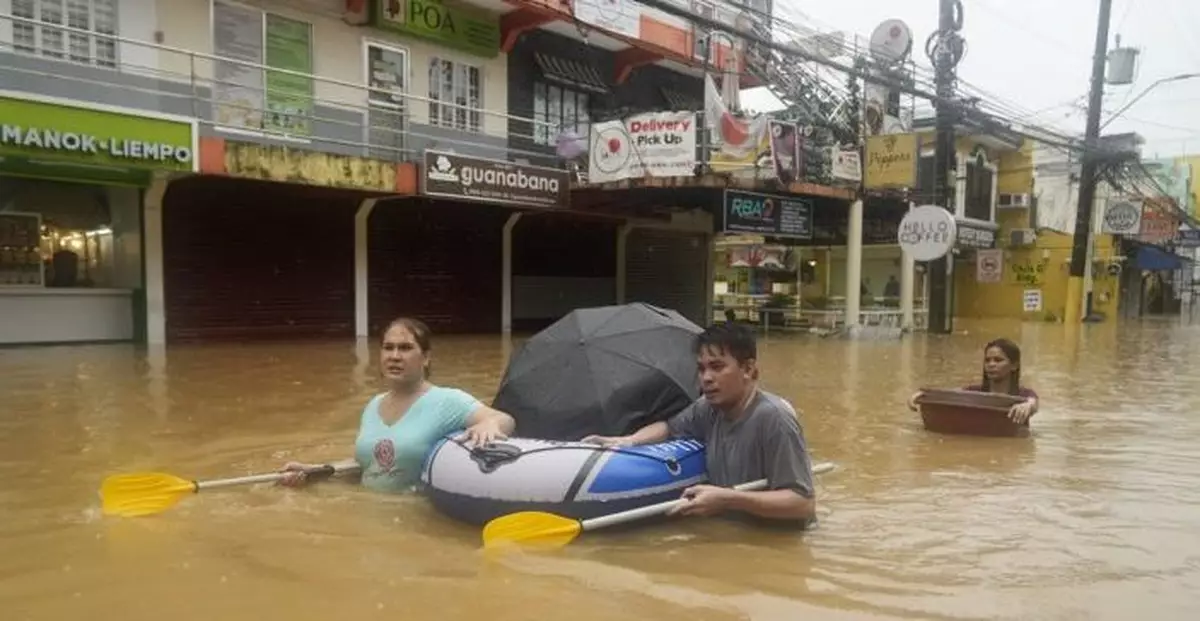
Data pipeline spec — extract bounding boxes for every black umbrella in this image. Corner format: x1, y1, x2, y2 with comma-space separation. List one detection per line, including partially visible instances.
493, 303, 704, 441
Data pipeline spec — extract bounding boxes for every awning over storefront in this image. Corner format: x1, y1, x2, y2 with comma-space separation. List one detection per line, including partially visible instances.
534, 53, 609, 94
1133, 244, 1188, 271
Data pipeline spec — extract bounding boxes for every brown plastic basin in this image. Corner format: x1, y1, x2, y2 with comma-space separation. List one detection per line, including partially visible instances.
916, 388, 1029, 438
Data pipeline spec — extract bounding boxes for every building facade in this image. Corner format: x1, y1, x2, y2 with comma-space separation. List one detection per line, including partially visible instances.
1, 0, 839, 346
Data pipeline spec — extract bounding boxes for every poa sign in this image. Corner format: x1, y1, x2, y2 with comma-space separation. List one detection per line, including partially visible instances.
898, 204, 957, 261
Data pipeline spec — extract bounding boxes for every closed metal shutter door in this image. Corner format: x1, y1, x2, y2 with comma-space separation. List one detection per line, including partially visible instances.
162, 178, 357, 342
368, 200, 512, 334
625, 228, 709, 326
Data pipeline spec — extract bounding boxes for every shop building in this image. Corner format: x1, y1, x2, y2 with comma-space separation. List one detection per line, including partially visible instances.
1, 0, 791, 345
0, 92, 197, 345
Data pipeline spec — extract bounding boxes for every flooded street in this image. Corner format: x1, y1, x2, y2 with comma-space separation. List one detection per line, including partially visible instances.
3, 319, 1200, 621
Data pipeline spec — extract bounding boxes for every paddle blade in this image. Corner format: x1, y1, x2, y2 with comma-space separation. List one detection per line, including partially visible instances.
100, 472, 198, 517
482, 511, 583, 550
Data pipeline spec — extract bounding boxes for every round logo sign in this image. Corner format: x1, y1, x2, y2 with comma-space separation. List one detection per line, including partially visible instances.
897, 205, 957, 262
1104, 201, 1140, 233
591, 126, 631, 176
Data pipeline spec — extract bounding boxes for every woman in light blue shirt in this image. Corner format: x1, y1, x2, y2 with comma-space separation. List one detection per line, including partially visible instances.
279, 317, 516, 493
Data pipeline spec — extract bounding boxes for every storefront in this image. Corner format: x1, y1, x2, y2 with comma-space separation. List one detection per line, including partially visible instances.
0, 93, 196, 345
160, 136, 423, 342
712, 192, 906, 323
395, 149, 578, 334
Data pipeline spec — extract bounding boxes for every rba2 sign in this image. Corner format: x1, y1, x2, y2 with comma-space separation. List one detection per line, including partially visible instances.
728, 195, 776, 221
422, 150, 570, 208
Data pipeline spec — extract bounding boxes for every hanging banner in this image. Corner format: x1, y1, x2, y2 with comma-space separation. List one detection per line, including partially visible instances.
976, 248, 1003, 283
588, 111, 696, 183
768, 121, 800, 184
703, 74, 770, 173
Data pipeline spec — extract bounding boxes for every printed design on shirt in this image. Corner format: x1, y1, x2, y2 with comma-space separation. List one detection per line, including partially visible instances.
373, 438, 396, 472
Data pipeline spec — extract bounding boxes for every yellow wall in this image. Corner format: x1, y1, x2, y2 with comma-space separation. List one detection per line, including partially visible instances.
997, 140, 1034, 194
1178, 155, 1200, 218
913, 132, 1010, 162
954, 208, 1121, 321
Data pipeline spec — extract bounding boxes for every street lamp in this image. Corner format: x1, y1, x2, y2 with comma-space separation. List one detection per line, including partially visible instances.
1100, 72, 1200, 130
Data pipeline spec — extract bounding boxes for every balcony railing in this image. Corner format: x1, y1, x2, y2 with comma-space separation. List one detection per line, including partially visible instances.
0, 11, 821, 184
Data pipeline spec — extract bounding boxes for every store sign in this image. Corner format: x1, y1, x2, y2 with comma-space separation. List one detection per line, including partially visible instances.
864, 132, 917, 189
222, 140, 401, 191
955, 219, 998, 250
1102, 198, 1142, 235
1139, 198, 1179, 244
1177, 229, 1200, 248
722, 190, 813, 240
897, 204, 956, 261
1023, 289, 1043, 313
372, 0, 499, 58
589, 112, 697, 183
0, 95, 196, 174
976, 248, 1003, 283
423, 150, 570, 208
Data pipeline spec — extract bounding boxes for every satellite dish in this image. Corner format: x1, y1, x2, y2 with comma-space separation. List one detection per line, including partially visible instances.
869, 19, 913, 65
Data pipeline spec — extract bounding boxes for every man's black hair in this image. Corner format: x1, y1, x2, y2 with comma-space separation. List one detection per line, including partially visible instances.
694, 321, 757, 363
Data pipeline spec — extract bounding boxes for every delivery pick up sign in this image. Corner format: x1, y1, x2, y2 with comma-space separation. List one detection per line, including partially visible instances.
589, 111, 697, 183
898, 204, 957, 261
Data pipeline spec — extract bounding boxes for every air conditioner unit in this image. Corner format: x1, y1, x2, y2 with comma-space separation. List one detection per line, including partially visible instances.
998, 193, 1031, 208
1009, 228, 1037, 247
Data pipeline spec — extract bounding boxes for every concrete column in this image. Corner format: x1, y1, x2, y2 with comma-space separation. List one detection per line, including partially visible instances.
901, 201, 916, 330
143, 176, 171, 345
823, 249, 832, 298
501, 212, 523, 333
354, 198, 378, 338
704, 233, 716, 325
615, 223, 633, 303
844, 199, 864, 328
795, 247, 804, 311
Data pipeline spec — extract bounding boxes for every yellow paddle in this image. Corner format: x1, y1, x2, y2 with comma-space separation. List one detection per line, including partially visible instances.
99, 461, 362, 518
482, 461, 836, 550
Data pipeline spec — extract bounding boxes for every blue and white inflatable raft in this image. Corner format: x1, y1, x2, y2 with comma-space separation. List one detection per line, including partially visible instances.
420, 436, 707, 526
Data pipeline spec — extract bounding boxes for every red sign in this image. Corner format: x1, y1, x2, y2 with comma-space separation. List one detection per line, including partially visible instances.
1140, 198, 1179, 244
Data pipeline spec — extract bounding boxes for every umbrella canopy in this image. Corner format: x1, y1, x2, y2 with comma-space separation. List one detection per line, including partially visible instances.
492, 303, 704, 441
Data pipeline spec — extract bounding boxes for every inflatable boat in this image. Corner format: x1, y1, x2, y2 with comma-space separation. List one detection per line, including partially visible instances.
420, 435, 706, 526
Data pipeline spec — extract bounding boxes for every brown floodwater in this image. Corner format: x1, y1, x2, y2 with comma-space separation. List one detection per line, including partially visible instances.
3, 318, 1200, 621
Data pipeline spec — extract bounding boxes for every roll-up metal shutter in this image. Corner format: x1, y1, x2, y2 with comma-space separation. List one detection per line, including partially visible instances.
625, 228, 709, 326
162, 178, 357, 342
368, 200, 511, 334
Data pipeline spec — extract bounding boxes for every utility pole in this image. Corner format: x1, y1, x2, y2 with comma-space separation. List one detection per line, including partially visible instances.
928, 0, 964, 334
1064, 0, 1115, 325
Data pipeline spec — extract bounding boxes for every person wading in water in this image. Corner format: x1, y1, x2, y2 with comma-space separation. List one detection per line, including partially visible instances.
908, 337, 1040, 424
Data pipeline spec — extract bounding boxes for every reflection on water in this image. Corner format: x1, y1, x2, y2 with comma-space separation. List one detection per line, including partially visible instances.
3, 319, 1200, 620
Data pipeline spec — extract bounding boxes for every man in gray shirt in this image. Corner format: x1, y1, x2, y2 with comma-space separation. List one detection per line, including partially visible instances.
583, 323, 816, 524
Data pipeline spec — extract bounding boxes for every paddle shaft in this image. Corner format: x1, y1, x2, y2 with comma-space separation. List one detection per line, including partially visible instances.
194, 462, 362, 492
580, 460, 835, 532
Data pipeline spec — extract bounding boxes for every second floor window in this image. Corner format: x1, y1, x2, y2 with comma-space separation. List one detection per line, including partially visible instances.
532, 82, 590, 146
964, 162, 996, 222
428, 58, 482, 133
13, 0, 118, 67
